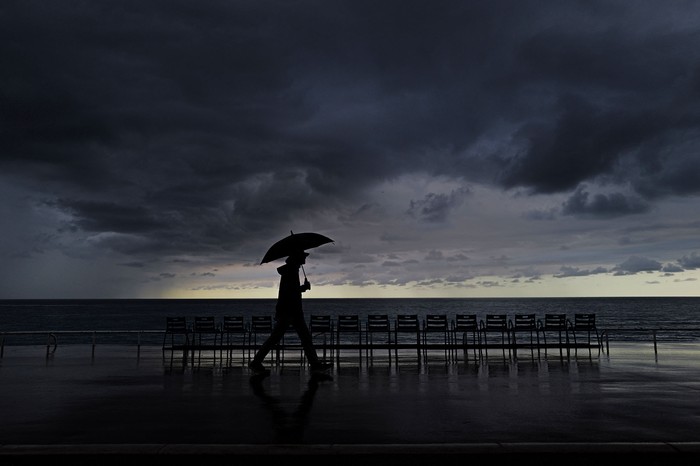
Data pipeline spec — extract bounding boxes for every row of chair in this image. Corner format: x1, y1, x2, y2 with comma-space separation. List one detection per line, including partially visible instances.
162, 313, 601, 362
453, 313, 600, 358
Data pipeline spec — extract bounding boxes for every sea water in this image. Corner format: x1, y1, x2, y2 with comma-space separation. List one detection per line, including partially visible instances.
1, 297, 699, 346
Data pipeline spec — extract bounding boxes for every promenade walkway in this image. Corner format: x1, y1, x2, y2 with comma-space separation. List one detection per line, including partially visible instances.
1, 341, 700, 465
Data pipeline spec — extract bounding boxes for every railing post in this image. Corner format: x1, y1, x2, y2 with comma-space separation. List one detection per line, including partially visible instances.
45, 333, 56, 357
602, 330, 609, 354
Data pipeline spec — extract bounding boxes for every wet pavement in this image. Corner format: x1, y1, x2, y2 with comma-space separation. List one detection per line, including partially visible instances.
1, 342, 700, 464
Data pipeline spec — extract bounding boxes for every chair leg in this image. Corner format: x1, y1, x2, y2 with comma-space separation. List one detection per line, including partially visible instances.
501, 332, 506, 359
337, 332, 342, 364
543, 332, 548, 356
476, 331, 480, 358
416, 333, 421, 364
443, 330, 448, 363
462, 333, 468, 363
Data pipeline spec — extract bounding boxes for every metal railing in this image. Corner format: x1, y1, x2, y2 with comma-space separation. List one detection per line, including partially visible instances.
3, 327, 700, 360
0, 330, 163, 358
600, 327, 700, 356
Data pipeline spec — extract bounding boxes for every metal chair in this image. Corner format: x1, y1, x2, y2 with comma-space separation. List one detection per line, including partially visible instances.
162, 316, 190, 355
221, 315, 248, 362
452, 314, 480, 362
308, 315, 334, 361
422, 314, 450, 363
537, 313, 569, 358
192, 316, 220, 363
394, 314, 422, 363
248, 315, 275, 362
335, 315, 363, 363
509, 313, 538, 358
479, 314, 510, 358
568, 313, 600, 356
366, 314, 392, 364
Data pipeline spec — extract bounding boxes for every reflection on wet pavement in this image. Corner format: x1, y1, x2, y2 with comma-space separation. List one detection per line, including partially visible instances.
1, 343, 700, 446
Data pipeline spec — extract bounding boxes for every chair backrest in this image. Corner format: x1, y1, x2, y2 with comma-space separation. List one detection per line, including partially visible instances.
193, 316, 217, 332
511, 314, 536, 330
222, 315, 246, 332
336, 315, 361, 332
424, 314, 448, 331
250, 315, 273, 332
309, 315, 332, 332
482, 314, 508, 330
573, 313, 596, 330
165, 317, 188, 333
395, 314, 420, 332
453, 314, 478, 331
367, 314, 391, 332
541, 314, 567, 330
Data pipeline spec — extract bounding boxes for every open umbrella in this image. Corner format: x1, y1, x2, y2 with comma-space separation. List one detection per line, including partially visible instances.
260, 231, 334, 264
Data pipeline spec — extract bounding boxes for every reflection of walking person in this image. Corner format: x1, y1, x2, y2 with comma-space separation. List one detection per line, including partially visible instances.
249, 251, 332, 375
249, 372, 331, 443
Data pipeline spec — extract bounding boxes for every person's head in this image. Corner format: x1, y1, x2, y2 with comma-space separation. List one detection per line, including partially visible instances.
286, 251, 309, 265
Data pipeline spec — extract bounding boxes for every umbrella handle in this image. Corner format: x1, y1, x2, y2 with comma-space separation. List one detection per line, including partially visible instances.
301, 265, 311, 291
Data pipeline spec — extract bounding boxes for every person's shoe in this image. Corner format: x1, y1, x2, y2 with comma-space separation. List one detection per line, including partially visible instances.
248, 361, 270, 376
311, 361, 333, 373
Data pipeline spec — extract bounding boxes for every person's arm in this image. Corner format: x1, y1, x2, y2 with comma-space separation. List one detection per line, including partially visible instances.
301, 278, 311, 292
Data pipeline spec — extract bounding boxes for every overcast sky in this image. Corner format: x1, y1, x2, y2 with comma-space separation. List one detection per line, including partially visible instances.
2, 0, 700, 299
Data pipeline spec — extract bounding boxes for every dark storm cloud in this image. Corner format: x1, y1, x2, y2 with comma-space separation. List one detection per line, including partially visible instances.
662, 263, 683, 273
2, 0, 700, 261
500, 17, 700, 196
406, 187, 470, 223
678, 252, 700, 269
554, 266, 608, 278
613, 256, 662, 275
55, 199, 167, 233
561, 186, 650, 218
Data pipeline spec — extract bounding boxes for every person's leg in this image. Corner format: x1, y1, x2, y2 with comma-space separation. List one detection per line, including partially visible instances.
292, 314, 321, 366
252, 319, 288, 365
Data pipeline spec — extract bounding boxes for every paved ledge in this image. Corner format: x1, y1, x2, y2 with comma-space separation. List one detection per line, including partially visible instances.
3, 443, 700, 466
3, 442, 700, 455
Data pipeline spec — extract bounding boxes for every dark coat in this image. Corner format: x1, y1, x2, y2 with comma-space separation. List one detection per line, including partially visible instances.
275, 263, 305, 320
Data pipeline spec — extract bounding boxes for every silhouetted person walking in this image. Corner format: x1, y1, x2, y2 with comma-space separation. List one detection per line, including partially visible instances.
249, 251, 332, 375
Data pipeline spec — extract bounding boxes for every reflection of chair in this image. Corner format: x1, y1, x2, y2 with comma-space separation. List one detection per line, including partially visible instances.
366, 314, 392, 363
394, 314, 421, 362
422, 314, 450, 363
452, 314, 480, 361
162, 316, 190, 355
335, 315, 362, 362
509, 314, 538, 358
308, 315, 334, 361
192, 316, 220, 362
479, 314, 510, 357
568, 313, 600, 355
221, 315, 248, 361
537, 314, 568, 357
249, 315, 275, 362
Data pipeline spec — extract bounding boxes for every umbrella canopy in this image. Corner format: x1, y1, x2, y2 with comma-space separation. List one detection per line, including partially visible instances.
260, 232, 334, 264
